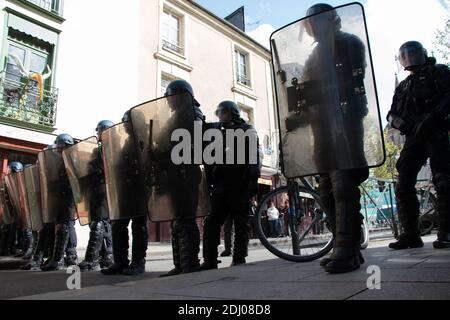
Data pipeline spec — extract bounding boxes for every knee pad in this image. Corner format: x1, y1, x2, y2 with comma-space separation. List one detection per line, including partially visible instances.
433, 173, 450, 194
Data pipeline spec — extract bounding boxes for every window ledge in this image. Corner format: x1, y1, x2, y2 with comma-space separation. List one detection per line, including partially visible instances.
232, 86, 258, 101
154, 52, 193, 72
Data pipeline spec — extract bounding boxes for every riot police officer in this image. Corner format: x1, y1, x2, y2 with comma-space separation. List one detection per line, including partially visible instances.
201, 101, 261, 270
22, 148, 55, 271
101, 113, 149, 276
41, 134, 78, 271
77, 121, 114, 271
283, 3, 371, 273
387, 41, 450, 249
159, 80, 204, 277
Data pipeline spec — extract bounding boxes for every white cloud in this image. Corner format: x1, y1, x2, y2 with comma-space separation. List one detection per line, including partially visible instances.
247, 23, 276, 49
366, 0, 448, 122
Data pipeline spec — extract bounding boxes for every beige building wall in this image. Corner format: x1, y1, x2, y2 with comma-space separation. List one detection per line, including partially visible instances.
56, 0, 278, 173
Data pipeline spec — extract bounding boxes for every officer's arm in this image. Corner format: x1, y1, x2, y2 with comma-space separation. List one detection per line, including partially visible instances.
431, 66, 450, 120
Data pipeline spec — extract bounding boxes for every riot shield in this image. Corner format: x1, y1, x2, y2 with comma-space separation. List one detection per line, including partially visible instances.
0, 180, 14, 225
63, 137, 108, 225
101, 122, 147, 220
23, 165, 43, 232
270, 3, 385, 178
4, 172, 26, 227
38, 148, 76, 224
17, 171, 32, 229
129, 93, 211, 222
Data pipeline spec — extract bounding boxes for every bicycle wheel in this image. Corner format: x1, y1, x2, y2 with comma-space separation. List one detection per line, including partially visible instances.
417, 189, 438, 235
254, 185, 334, 262
360, 219, 370, 250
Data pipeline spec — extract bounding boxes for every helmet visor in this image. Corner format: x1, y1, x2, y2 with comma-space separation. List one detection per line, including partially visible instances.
399, 46, 425, 70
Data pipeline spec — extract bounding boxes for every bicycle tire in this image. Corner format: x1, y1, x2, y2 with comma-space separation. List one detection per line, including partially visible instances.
360, 219, 370, 250
417, 190, 438, 235
254, 185, 334, 262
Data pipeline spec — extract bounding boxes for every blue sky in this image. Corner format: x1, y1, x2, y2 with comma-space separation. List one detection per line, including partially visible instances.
195, 0, 364, 32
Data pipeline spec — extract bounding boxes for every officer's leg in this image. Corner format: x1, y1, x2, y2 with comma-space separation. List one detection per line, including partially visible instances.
22, 228, 34, 260
202, 192, 229, 269
325, 168, 369, 274
78, 221, 104, 271
101, 219, 130, 275
99, 219, 114, 268
22, 224, 51, 270
427, 136, 450, 248
318, 174, 336, 267
41, 222, 69, 271
230, 192, 251, 265
389, 137, 428, 250
0, 224, 10, 256
122, 216, 148, 275
159, 220, 182, 277
65, 220, 78, 266
176, 218, 201, 273
220, 216, 233, 257
42, 223, 55, 266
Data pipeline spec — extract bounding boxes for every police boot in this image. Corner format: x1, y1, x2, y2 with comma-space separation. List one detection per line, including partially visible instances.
41, 224, 69, 272
179, 220, 201, 274
79, 222, 104, 272
101, 221, 129, 275
433, 178, 450, 249
0, 227, 8, 256
159, 227, 182, 277
389, 209, 423, 250
22, 229, 34, 260
21, 252, 44, 271
434, 232, 450, 249
122, 219, 147, 275
201, 218, 219, 271
99, 220, 114, 268
325, 183, 363, 274
320, 218, 365, 267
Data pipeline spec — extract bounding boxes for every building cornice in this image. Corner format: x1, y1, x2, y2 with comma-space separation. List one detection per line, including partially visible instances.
167, 0, 271, 61
154, 52, 194, 72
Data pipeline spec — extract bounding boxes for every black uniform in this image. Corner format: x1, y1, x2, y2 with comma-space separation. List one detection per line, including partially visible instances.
202, 119, 260, 267
286, 26, 370, 272
78, 147, 113, 271
41, 151, 78, 271
388, 59, 450, 248
102, 120, 148, 276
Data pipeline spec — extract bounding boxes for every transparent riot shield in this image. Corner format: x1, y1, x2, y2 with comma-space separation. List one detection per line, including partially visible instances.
17, 171, 32, 229
101, 122, 147, 221
4, 172, 26, 227
63, 137, 108, 225
38, 148, 76, 224
270, 3, 385, 178
0, 180, 14, 225
129, 93, 211, 222
23, 165, 43, 232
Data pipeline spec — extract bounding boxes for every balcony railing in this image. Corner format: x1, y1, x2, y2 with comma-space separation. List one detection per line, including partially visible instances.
236, 73, 251, 87
162, 39, 183, 55
25, 0, 64, 17
0, 71, 58, 131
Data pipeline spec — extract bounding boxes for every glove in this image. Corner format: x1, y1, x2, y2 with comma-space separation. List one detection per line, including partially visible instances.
414, 113, 436, 140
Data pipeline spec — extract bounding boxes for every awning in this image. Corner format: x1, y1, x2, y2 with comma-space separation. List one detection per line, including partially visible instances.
7, 14, 58, 45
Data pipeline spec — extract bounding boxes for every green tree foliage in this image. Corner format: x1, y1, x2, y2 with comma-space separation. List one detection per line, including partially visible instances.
372, 129, 402, 180
433, 15, 450, 66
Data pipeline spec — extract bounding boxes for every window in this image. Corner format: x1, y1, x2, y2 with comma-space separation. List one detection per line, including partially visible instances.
239, 104, 254, 125
161, 73, 177, 96
162, 10, 183, 54
235, 49, 251, 87
26, 0, 64, 16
